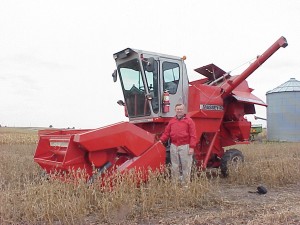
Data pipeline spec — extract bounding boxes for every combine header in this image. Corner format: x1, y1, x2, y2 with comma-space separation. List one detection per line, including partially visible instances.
34, 36, 288, 181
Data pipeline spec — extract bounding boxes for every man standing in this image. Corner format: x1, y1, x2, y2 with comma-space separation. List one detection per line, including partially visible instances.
159, 103, 197, 185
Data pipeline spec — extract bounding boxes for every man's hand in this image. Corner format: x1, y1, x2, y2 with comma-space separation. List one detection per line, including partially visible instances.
188, 148, 194, 155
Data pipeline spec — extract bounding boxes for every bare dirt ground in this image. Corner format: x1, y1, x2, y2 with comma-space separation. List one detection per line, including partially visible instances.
118, 182, 300, 225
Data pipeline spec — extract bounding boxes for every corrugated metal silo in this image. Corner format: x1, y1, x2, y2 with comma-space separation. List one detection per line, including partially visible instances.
266, 78, 300, 142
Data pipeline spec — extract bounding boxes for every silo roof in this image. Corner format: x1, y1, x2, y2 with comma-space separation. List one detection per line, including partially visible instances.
266, 78, 300, 94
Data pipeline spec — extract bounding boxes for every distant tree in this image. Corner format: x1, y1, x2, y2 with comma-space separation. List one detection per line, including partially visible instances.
49, 125, 53, 128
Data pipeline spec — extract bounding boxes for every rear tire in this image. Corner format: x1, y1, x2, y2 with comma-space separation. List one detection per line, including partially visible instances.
220, 149, 244, 177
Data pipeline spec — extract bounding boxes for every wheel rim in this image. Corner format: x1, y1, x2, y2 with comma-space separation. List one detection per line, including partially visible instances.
231, 155, 242, 164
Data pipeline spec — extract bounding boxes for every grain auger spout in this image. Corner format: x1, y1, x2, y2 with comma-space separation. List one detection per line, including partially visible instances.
221, 36, 288, 97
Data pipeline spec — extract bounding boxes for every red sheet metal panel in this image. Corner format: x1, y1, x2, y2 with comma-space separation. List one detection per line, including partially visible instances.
73, 122, 155, 157
194, 64, 227, 80
232, 90, 267, 106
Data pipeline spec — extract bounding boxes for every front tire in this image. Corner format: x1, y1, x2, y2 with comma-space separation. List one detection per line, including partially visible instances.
220, 149, 244, 177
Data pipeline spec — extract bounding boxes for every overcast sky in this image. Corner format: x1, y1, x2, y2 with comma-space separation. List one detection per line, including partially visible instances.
1, 0, 299, 128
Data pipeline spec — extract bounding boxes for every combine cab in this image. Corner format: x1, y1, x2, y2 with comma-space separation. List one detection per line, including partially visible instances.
34, 36, 288, 181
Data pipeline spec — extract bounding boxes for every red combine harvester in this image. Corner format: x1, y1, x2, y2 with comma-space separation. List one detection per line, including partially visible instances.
34, 36, 288, 181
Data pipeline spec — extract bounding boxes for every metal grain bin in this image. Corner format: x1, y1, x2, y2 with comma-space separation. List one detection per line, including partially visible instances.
266, 78, 300, 142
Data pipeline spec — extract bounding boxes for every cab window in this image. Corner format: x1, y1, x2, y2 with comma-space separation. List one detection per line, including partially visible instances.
162, 62, 180, 94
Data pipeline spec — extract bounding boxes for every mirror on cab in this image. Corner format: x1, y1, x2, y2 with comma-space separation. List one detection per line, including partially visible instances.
145, 57, 155, 72
112, 69, 117, 82
117, 100, 125, 106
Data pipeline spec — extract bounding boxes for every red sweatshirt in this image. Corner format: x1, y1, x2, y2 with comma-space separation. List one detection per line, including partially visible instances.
160, 115, 197, 148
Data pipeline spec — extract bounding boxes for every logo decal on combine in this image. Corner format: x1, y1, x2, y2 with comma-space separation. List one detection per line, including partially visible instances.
200, 104, 224, 111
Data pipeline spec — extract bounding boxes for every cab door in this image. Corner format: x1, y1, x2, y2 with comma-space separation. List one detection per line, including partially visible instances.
159, 58, 188, 117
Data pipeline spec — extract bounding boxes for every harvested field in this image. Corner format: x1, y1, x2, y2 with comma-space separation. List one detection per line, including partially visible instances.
1, 127, 300, 224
